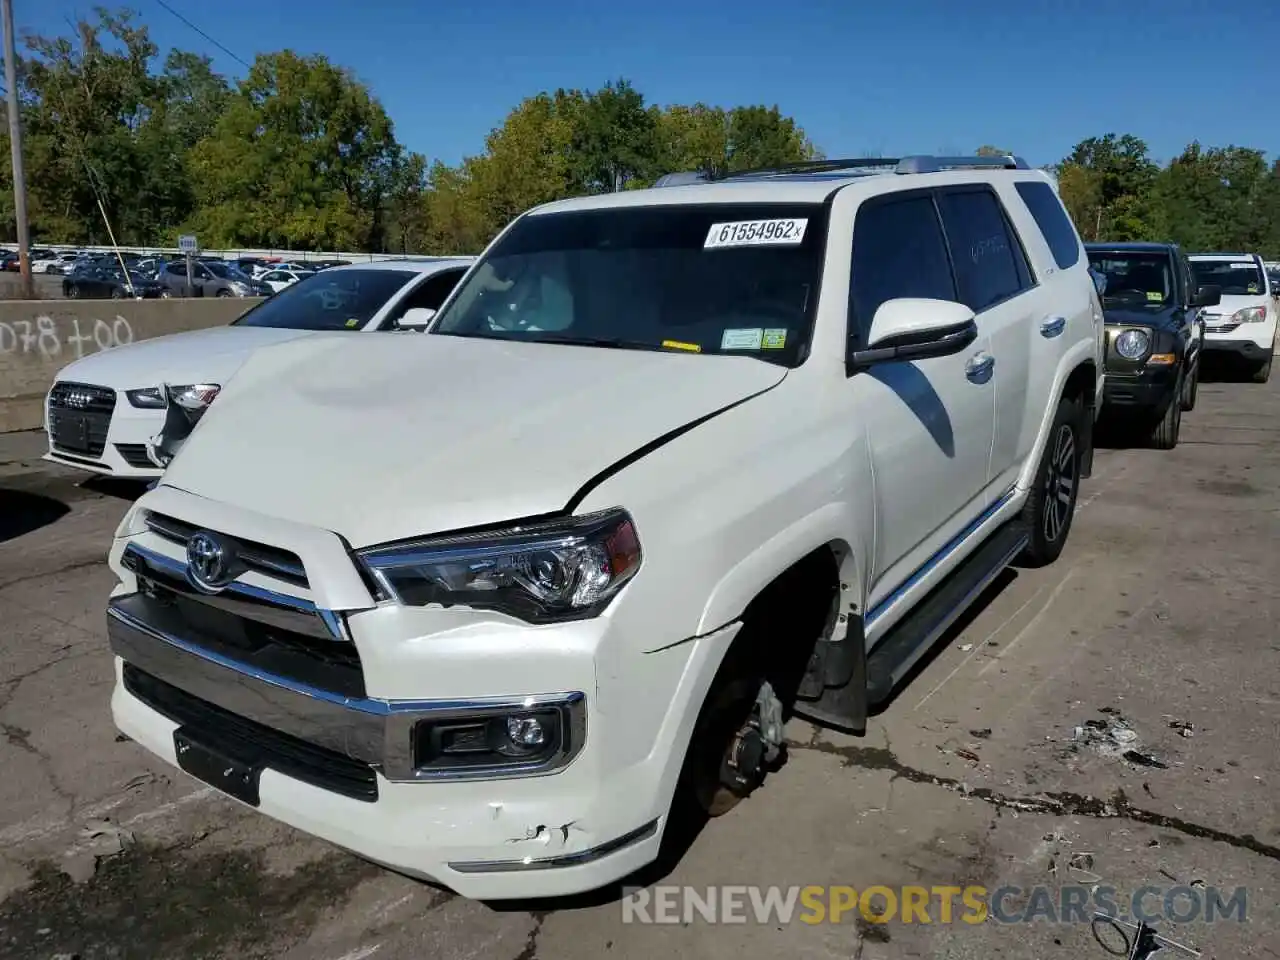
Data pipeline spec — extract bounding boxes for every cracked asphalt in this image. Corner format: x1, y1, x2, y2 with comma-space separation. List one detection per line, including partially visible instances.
0, 358, 1278, 959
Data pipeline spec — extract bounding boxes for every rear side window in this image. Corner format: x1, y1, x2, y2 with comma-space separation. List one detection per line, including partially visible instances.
937, 189, 1029, 313
1016, 181, 1081, 270
849, 195, 955, 341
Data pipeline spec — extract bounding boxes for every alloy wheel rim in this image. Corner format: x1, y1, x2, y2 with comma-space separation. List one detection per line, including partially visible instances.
1042, 423, 1076, 543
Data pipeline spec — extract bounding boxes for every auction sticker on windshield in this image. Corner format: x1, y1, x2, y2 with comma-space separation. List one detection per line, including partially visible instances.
705, 219, 808, 249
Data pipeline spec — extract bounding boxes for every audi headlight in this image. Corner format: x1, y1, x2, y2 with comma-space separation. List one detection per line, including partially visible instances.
168, 383, 221, 411
358, 508, 642, 623
1114, 329, 1151, 361
126, 387, 166, 409
1232, 306, 1268, 324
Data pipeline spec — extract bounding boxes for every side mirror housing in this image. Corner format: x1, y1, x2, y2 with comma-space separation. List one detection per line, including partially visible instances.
1190, 284, 1221, 308
848, 298, 978, 372
395, 306, 437, 331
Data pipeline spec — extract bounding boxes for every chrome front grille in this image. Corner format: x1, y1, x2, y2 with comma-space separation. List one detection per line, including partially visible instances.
145, 511, 309, 588
48, 381, 116, 458
120, 544, 363, 697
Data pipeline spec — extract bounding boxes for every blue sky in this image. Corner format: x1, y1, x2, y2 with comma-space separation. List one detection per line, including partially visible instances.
20, 0, 1280, 170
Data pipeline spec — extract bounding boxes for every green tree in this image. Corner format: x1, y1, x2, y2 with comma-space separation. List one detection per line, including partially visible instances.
185, 50, 400, 250
568, 79, 656, 192
1061, 134, 1159, 241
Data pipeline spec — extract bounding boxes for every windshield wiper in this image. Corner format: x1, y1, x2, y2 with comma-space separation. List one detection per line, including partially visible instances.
520, 334, 671, 352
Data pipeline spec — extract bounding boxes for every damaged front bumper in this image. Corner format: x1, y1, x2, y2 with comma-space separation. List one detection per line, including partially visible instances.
107, 593, 673, 899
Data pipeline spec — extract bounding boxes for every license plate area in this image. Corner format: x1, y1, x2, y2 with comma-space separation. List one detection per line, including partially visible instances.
56, 413, 90, 451
174, 728, 262, 807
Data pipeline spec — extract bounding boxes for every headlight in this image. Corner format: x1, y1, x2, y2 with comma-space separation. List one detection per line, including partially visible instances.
1114, 329, 1151, 361
168, 383, 221, 411
1232, 306, 1268, 324
126, 387, 166, 409
358, 508, 642, 623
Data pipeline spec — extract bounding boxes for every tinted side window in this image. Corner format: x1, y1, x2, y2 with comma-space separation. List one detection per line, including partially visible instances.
849, 195, 955, 344
1015, 180, 1081, 269
937, 189, 1026, 313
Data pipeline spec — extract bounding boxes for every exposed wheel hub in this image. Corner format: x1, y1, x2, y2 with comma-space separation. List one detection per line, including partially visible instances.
719, 681, 785, 796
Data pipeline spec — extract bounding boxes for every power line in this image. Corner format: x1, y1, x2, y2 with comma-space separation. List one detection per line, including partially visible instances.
151, 0, 251, 70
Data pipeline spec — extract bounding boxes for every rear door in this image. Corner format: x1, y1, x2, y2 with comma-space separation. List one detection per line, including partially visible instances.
935, 185, 1039, 491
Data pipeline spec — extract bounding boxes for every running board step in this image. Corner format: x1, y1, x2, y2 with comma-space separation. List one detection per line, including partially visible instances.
866, 522, 1028, 706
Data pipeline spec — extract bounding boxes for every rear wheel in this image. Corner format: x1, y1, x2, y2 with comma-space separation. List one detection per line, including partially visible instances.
67, 284, 80, 299
1018, 395, 1082, 567
1148, 375, 1183, 450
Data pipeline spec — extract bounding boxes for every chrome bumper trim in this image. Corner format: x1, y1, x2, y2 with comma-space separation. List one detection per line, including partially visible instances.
108, 602, 586, 782
447, 819, 660, 874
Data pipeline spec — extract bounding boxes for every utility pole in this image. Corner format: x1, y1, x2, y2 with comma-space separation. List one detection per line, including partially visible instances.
2, 0, 32, 298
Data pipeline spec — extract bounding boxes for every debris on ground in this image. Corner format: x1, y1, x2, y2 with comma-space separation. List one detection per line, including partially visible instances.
970, 728, 992, 739
1123, 750, 1169, 769
957, 643, 974, 652
1069, 710, 1170, 769
1067, 852, 1101, 883
1167, 719, 1195, 738
60, 818, 136, 883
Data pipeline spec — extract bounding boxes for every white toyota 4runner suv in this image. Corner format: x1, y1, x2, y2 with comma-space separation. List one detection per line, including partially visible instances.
105, 155, 1105, 900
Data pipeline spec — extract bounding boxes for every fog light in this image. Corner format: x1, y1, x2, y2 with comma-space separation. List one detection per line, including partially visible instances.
507, 715, 547, 747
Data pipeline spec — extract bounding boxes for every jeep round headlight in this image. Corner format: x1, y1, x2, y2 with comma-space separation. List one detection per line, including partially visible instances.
358, 509, 642, 623
1115, 329, 1150, 360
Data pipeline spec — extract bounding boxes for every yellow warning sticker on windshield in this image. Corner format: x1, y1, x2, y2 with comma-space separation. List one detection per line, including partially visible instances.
1146, 291, 1162, 302
345, 317, 360, 328
762, 328, 788, 349
662, 339, 702, 353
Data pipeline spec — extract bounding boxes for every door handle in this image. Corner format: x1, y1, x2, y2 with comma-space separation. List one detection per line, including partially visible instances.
965, 352, 995, 383
1040, 316, 1067, 338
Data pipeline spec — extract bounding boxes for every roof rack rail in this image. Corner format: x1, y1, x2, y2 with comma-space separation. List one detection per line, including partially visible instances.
718, 158, 901, 180
894, 155, 1030, 173
651, 154, 1031, 187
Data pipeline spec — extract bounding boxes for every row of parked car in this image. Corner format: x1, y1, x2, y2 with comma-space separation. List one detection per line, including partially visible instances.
38, 155, 1280, 902
1084, 244, 1276, 449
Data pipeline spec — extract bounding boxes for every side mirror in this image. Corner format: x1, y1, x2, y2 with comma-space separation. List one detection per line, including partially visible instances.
1190, 284, 1221, 308
848, 298, 978, 372
395, 306, 437, 331
1089, 267, 1107, 296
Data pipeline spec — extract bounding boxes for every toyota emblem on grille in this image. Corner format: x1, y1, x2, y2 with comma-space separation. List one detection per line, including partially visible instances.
187, 531, 232, 593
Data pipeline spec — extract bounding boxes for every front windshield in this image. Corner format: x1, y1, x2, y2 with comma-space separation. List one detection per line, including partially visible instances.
431, 203, 828, 366
1191, 259, 1263, 297
232, 268, 415, 331
1086, 251, 1174, 307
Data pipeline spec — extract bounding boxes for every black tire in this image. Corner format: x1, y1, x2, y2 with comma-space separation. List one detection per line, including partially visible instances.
110, 288, 123, 300
1181, 359, 1199, 411
1252, 353, 1272, 384
215, 288, 232, 297
1148, 374, 1183, 450
679, 668, 760, 817
67, 285, 80, 299
1018, 395, 1082, 567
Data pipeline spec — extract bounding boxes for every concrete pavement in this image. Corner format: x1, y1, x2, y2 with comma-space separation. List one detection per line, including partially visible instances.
0, 359, 1277, 958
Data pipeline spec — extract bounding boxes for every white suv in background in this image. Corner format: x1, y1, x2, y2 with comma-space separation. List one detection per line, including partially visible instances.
104, 155, 1104, 900
1190, 252, 1275, 382
44, 258, 473, 478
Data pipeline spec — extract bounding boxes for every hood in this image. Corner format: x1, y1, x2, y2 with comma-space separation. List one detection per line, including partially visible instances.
1101, 305, 1181, 330
54, 324, 319, 390
162, 333, 787, 547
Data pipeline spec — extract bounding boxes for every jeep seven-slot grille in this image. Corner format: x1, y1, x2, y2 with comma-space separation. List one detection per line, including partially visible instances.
123, 664, 378, 802
144, 511, 309, 588
47, 382, 116, 458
